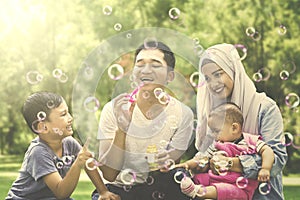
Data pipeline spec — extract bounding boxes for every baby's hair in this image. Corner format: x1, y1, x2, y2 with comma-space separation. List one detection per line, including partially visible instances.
22, 91, 63, 134
209, 102, 244, 126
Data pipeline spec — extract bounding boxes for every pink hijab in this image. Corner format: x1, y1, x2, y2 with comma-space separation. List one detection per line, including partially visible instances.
196, 43, 266, 151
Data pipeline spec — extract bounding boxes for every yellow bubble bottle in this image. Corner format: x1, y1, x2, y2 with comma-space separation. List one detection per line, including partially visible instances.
146, 144, 158, 171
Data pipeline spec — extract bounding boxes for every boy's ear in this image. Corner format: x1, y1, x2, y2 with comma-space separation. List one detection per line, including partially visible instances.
37, 121, 48, 134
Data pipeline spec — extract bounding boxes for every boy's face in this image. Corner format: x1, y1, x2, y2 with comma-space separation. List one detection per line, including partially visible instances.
45, 99, 73, 137
208, 116, 237, 142
132, 49, 174, 89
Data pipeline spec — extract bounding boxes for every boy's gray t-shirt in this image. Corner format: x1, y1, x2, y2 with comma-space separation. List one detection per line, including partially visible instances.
5, 136, 81, 200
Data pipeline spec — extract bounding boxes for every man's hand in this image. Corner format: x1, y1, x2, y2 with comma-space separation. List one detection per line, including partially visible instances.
112, 93, 134, 132
98, 190, 121, 200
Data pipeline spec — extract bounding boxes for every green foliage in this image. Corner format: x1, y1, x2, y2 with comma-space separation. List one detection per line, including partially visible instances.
0, 0, 299, 173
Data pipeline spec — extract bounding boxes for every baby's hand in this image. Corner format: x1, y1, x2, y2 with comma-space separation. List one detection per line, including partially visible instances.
258, 168, 270, 182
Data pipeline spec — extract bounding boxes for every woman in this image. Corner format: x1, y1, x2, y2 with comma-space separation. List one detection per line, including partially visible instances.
196, 43, 287, 199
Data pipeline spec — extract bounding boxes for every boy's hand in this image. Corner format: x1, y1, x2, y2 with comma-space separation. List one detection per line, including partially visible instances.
112, 93, 133, 132
258, 168, 271, 182
74, 138, 93, 168
98, 190, 121, 200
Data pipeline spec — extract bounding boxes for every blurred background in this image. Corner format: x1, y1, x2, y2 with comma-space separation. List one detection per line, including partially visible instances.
0, 0, 299, 198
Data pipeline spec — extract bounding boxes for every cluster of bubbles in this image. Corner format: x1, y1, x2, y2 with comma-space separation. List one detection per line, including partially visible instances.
54, 155, 75, 169
252, 61, 297, 85
252, 67, 271, 82
26, 70, 43, 84
193, 37, 204, 58
243, 24, 299, 116
251, 63, 300, 149
244, 26, 299, 139
191, 151, 272, 196
26, 68, 68, 85
118, 168, 167, 199
94, 34, 202, 98
52, 68, 68, 83
85, 156, 104, 171
245, 26, 262, 41
31, 101, 64, 136
68, 11, 295, 194
280, 61, 297, 81
31, 110, 47, 133
101, 5, 122, 32
102, 139, 178, 199
153, 88, 171, 105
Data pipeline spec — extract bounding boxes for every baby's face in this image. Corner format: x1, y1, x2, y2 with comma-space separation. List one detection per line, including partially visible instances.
208, 117, 236, 142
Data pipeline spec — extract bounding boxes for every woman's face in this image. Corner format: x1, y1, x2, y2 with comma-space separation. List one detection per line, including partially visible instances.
202, 63, 234, 100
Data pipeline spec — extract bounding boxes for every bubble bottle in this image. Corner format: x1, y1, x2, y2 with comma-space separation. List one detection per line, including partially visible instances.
146, 144, 159, 171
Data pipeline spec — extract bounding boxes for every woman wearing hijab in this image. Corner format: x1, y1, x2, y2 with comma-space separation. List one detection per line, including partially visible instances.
196, 43, 287, 199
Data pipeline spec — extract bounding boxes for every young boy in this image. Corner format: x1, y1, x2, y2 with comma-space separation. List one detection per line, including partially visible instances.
177, 102, 275, 200
5, 91, 120, 200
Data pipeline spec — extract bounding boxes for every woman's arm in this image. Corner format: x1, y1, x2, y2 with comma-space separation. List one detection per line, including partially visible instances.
238, 99, 287, 179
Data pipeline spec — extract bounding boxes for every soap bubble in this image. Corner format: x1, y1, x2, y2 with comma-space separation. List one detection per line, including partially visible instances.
285, 93, 299, 108
168, 8, 180, 20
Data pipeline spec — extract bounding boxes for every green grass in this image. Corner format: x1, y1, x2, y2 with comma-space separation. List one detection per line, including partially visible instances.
1, 155, 300, 199
0, 155, 95, 199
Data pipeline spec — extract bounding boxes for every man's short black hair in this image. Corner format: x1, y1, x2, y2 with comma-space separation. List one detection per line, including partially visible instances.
134, 41, 175, 71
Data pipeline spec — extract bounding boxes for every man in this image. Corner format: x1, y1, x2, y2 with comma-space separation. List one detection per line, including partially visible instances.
92, 41, 194, 200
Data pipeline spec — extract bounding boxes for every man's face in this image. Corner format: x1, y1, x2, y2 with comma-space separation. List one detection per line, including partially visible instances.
132, 49, 174, 89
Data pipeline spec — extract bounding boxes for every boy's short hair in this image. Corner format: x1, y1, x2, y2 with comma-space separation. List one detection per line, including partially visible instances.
22, 91, 63, 134
209, 102, 244, 126
134, 41, 176, 71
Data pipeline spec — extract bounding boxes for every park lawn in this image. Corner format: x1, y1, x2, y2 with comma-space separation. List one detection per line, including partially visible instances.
1, 155, 300, 199
0, 155, 95, 199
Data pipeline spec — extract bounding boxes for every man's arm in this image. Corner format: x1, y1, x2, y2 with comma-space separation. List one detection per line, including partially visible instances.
85, 167, 120, 199
97, 93, 132, 181
99, 129, 126, 181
